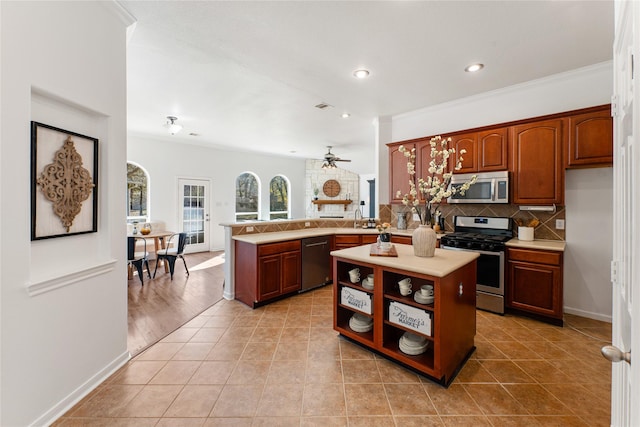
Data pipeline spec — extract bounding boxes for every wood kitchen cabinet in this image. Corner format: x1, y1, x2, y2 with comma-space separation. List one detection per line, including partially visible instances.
506, 247, 563, 325
449, 133, 477, 173
389, 142, 415, 203
510, 119, 565, 205
477, 127, 508, 171
566, 105, 613, 168
235, 240, 301, 308
334, 234, 378, 250
390, 235, 412, 245
450, 128, 508, 174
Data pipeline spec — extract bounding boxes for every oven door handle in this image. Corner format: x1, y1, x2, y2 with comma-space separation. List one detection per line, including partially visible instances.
441, 245, 502, 257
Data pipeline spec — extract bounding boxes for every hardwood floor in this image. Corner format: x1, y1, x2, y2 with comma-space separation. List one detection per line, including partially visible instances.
128, 250, 225, 356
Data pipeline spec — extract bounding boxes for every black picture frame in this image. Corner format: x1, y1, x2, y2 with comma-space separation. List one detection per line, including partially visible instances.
30, 121, 98, 240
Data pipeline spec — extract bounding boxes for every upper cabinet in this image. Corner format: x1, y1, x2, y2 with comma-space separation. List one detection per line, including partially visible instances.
477, 127, 509, 171
566, 106, 613, 168
449, 133, 477, 173
449, 129, 508, 174
388, 104, 611, 205
389, 142, 415, 203
510, 119, 565, 205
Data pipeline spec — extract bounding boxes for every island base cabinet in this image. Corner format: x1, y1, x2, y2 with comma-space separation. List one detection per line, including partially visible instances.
333, 253, 477, 386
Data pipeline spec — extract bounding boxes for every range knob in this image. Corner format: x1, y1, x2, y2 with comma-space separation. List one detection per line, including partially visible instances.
480, 243, 488, 250
466, 241, 474, 249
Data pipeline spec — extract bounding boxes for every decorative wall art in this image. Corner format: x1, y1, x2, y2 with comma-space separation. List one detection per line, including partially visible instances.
30, 122, 98, 240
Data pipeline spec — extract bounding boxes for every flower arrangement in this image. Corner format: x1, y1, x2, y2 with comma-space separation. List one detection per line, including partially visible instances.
376, 222, 391, 234
396, 136, 477, 226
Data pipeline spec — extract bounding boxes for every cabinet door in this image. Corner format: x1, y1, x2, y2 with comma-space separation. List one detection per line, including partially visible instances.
416, 138, 450, 202
566, 107, 613, 168
450, 133, 477, 173
281, 251, 301, 294
477, 128, 508, 171
389, 143, 415, 203
508, 261, 562, 320
361, 235, 378, 245
391, 235, 412, 245
510, 119, 565, 204
258, 254, 281, 301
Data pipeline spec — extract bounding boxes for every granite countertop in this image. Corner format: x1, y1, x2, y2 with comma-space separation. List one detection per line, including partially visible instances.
506, 238, 566, 252
232, 227, 441, 244
331, 243, 479, 278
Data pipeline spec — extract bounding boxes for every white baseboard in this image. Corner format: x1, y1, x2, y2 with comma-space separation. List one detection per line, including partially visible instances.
31, 350, 131, 427
564, 306, 612, 323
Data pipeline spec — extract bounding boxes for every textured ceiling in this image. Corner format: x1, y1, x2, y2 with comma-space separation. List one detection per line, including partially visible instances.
122, 1, 613, 174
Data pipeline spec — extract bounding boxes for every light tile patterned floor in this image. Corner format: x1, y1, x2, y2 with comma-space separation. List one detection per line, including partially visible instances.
55, 286, 612, 426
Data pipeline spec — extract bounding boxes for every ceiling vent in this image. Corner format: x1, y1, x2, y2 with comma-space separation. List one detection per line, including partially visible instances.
314, 103, 333, 110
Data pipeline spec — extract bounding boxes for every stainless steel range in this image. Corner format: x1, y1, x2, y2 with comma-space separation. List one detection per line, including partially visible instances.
440, 216, 513, 314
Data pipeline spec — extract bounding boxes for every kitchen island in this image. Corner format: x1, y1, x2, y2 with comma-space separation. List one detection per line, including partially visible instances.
332, 244, 478, 385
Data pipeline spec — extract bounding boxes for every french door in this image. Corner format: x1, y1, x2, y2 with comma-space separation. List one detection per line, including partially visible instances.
178, 178, 210, 253
607, 1, 639, 424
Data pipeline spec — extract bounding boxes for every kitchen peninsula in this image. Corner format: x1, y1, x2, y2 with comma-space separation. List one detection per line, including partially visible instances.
222, 218, 430, 306
332, 244, 478, 385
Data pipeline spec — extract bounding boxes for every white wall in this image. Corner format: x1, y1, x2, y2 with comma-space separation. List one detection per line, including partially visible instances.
565, 168, 614, 321
128, 136, 307, 250
0, 2, 133, 425
388, 62, 614, 321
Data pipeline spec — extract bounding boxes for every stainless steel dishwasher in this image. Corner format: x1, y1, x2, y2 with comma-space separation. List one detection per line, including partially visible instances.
300, 236, 331, 292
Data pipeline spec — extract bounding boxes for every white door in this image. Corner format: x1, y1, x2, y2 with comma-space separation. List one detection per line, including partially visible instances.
178, 178, 210, 253
606, 1, 639, 424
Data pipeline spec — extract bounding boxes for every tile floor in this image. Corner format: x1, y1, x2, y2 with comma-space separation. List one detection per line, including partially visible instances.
56, 286, 612, 426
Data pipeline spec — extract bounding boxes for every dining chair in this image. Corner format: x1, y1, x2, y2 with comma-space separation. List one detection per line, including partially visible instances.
153, 232, 190, 280
128, 236, 151, 285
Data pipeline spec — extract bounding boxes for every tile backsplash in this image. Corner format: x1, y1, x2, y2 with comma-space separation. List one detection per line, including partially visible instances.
384, 203, 565, 241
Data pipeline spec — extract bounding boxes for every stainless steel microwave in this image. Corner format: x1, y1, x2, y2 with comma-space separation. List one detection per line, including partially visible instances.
448, 171, 509, 204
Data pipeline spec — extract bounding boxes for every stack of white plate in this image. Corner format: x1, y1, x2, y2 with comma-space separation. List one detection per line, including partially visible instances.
349, 312, 373, 333
399, 331, 429, 355
414, 292, 434, 305
362, 278, 374, 290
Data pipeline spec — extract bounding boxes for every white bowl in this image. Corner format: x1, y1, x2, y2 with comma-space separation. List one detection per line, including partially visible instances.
362, 278, 374, 290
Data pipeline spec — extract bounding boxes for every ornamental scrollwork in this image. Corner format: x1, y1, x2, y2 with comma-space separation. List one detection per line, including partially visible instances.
36, 136, 95, 232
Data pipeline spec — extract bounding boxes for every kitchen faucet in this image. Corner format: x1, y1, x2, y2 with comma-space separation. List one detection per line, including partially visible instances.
354, 207, 362, 228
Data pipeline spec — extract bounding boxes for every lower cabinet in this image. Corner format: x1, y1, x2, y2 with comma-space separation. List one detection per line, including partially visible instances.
506, 247, 563, 325
333, 255, 476, 385
334, 234, 378, 250
390, 235, 412, 245
235, 240, 301, 308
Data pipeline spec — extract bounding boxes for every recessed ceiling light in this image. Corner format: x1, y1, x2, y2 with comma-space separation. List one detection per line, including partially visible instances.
341, 113, 350, 119
465, 63, 484, 73
353, 69, 370, 79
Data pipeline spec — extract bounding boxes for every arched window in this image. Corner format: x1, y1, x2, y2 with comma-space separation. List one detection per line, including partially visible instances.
127, 162, 149, 222
269, 175, 290, 220
235, 172, 260, 221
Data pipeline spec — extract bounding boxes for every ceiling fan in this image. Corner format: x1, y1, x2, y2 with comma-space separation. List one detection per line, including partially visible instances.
319, 146, 351, 169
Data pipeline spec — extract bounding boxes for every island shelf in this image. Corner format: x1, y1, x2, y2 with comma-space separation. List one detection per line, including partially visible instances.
331, 244, 478, 386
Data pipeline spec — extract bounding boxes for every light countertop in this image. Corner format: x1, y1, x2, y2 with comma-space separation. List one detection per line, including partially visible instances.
506, 239, 566, 252
331, 243, 479, 278
232, 227, 440, 244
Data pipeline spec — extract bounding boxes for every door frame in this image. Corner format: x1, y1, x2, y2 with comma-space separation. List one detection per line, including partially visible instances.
177, 176, 211, 254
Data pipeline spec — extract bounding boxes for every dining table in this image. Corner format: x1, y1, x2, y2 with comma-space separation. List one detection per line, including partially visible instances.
128, 230, 176, 279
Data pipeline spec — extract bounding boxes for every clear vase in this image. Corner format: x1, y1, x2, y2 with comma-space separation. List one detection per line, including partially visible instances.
412, 224, 437, 257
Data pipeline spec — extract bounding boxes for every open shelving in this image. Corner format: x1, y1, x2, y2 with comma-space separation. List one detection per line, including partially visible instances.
332, 248, 477, 386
